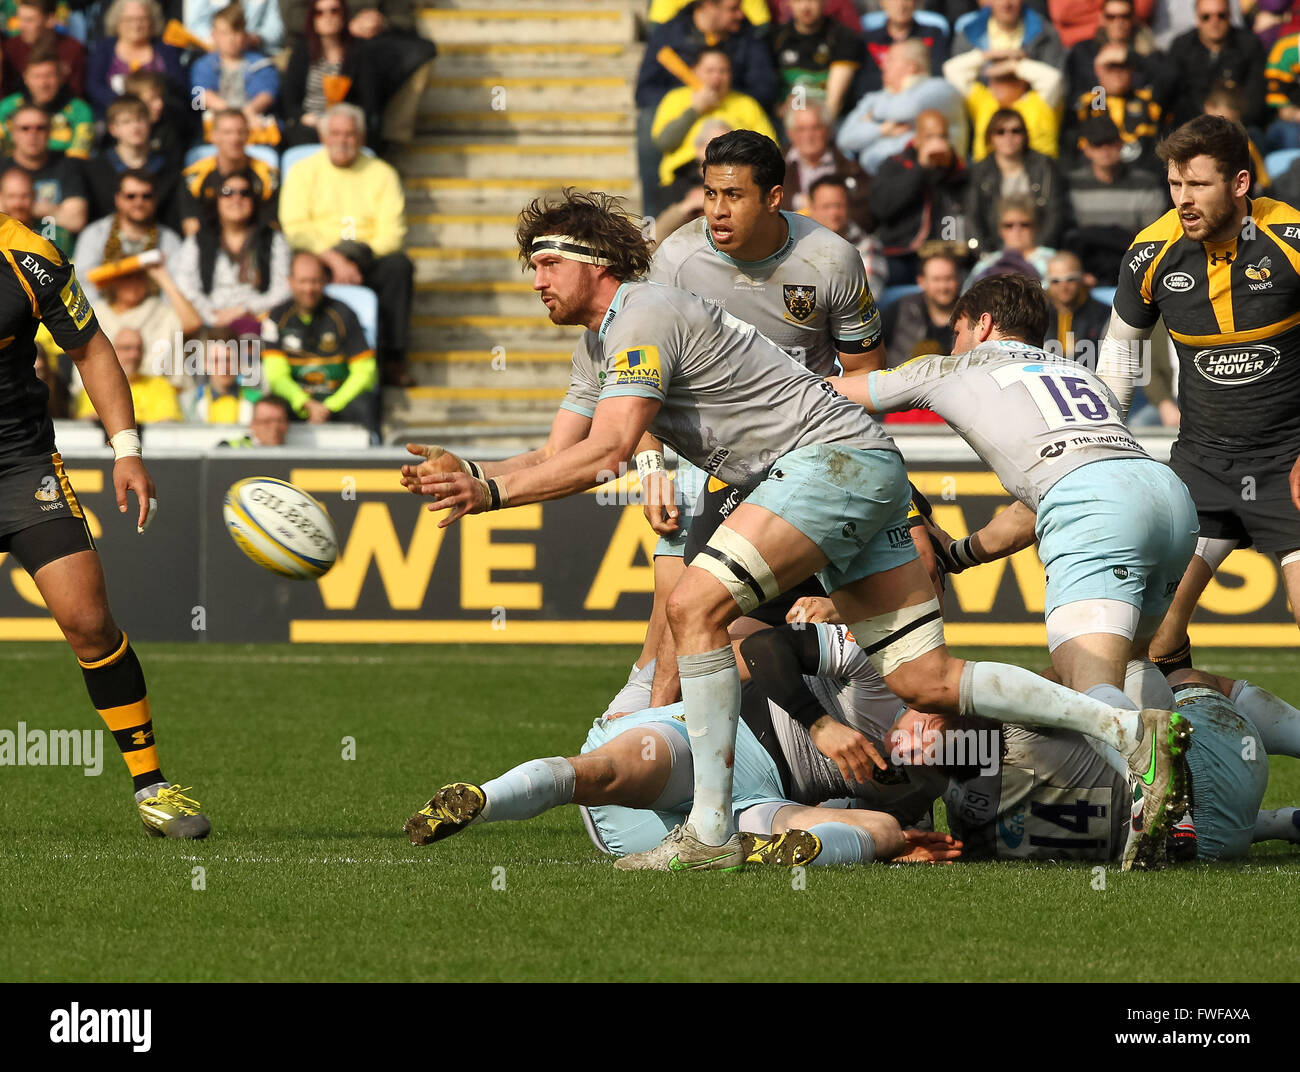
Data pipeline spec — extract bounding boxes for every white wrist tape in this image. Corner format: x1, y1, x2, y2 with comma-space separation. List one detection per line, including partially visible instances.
109, 429, 141, 460
635, 450, 666, 482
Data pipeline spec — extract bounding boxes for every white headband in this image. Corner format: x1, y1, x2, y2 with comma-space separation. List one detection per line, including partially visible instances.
529, 234, 613, 266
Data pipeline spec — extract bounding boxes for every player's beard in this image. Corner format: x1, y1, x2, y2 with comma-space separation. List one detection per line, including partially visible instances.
1182, 194, 1238, 243
541, 274, 594, 326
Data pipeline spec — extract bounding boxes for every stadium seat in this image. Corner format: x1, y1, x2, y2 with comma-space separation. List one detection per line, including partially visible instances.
878, 284, 921, 309
325, 283, 378, 349
1091, 285, 1117, 308
280, 143, 376, 182
861, 10, 949, 35
184, 144, 217, 168
246, 144, 281, 171
953, 10, 980, 39
1265, 148, 1300, 183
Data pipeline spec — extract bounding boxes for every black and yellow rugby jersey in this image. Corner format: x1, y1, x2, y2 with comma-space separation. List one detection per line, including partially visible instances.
1114, 197, 1300, 456
0, 213, 98, 460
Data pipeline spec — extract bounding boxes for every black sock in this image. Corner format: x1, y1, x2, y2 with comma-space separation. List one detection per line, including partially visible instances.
78, 633, 164, 793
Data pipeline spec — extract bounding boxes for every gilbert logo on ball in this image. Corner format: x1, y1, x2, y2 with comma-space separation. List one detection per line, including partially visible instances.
223, 477, 338, 579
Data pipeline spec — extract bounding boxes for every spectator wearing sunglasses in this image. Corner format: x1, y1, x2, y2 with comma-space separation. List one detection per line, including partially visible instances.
1063, 0, 1164, 105
1164, 0, 1264, 127
1043, 250, 1111, 365
0, 102, 88, 235
179, 109, 279, 238
73, 169, 184, 307
173, 173, 291, 338
965, 106, 1066, 253
967, 194, 1055, 285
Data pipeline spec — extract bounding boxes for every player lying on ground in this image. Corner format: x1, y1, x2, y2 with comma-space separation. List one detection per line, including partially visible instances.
1092, 115, 1300, 677
0, 216, 207, 837
830, 273, 1200, 869
899, 667, 1300, 862
400, 190, 1182, 873
404, 667, 961, 869
740, 616, 1298, 863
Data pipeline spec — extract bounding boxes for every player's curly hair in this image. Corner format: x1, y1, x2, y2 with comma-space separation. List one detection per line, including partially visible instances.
515, 188, 653, 281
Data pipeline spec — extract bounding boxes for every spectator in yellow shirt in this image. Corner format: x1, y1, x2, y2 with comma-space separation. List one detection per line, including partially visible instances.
278, 102, 413, 386
943, 50, 1064, 161
651, 47, 777, 193
75, 327, 181, 424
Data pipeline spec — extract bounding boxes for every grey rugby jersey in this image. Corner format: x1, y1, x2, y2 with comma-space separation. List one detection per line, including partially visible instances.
649, 212, 882, 377
560, 281, 895, 486
865, 341, 1148, 508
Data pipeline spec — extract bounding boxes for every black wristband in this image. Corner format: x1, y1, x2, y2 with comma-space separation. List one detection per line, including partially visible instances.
948, 536, 983, 571
465, 460, 485, 481
486, 478, 502, 511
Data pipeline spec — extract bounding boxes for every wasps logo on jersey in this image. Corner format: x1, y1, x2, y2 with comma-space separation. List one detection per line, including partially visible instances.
1114, 197, 1300, 454
1244, 256, 1272, 285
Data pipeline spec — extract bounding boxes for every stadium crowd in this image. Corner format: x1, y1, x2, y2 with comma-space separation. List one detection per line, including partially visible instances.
22, 0, 435, 442
31, 0, 1300, 440
638, 0, 1300, 424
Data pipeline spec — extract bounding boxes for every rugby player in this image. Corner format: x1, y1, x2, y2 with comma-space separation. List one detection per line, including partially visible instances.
636, 129, 885, 707
406, 621, 960, 868
906, 666, 1298, 863
1094, 115, 1300, 672
400, 189, 1183, 873
829, 273, 1199, 869
0, 214, 208, 837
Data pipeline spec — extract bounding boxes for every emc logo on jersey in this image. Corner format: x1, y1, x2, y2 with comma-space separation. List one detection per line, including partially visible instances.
783, 284, 817, 322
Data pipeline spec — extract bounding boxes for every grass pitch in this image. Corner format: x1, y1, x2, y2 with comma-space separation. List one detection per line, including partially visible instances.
0, 642, 1296, 983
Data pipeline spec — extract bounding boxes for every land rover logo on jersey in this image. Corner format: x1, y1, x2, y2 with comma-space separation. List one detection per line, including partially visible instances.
1193, 343, 1281, 385
34, 476, 60, 502
783, 284, 817, 322
1162, 271, 1194, 292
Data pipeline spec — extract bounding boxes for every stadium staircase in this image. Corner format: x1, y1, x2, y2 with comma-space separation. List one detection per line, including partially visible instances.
391, 0, 645, 447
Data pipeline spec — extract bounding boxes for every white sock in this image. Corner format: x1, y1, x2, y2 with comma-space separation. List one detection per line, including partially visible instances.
1230, 680, 1300, 758
1254, 808, 1300, 843
678, 645, 740, 845
1124, 658, 1175, 709
961, 662, 1144, 755
479, 758, 575, 823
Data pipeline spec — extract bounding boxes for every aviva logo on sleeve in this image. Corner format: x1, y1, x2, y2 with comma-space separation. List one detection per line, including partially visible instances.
608, 345, 662, 390
60, 273, 92, 329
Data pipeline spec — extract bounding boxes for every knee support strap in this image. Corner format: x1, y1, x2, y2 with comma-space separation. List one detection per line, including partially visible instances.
848, 597, 945, 677
693, 526, 780, 615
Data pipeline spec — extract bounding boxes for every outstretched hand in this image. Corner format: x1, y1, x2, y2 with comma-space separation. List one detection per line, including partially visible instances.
417, 470, 492, 527
400, 443, 466, 495
893, 830, 963, 864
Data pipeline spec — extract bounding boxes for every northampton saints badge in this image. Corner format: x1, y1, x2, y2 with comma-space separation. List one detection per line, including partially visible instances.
783, 284, 817, 322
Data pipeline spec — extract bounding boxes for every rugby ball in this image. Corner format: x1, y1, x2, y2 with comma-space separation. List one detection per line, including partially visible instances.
223, 477, 338, 579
